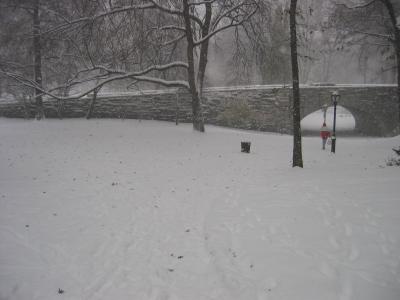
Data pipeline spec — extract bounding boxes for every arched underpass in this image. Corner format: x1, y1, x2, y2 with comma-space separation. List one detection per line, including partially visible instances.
301, 106, 356, 135
299, 85, 398, 136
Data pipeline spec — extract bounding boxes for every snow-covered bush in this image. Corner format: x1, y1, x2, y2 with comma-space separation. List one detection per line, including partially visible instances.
386, 147, 400, 166
217, 101, 252, 128
386, 157, 400, 166
217, 101, 265, 130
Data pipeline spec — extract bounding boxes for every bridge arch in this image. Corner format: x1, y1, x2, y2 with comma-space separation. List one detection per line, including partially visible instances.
299, 85, 398, 136
301, 105, 355, 134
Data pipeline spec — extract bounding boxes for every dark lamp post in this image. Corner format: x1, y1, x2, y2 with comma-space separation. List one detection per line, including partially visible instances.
331, 91, 340, 153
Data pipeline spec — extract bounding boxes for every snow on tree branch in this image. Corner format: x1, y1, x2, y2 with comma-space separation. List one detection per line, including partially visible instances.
335, 0, 378, 10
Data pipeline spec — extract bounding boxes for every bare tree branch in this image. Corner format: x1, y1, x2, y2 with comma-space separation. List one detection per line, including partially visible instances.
335, 0, 378, 9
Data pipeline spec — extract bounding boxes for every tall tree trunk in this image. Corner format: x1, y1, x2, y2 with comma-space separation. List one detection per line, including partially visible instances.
197, 2, 212, 99
290, 0, 303, 168
33, 0, 44, 120
381, 0, 400, 125
396, 38, 400, 126
86, 87, 100, 119
57, 86, 69, 119
175, 90, 180, 125
183, 0, 205, 132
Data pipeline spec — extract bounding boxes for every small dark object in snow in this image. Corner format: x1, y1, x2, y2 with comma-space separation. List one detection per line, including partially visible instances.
228, 249, 237, 258
58, 288, 64, 294
250, 264, 254, 268
386, 157, 400, 166
168, 268, 174, 272
170, 253, 174, 257
241, 141, 251, 153
25, 225, 29, 228
185, 229, 190, 232
53, 213, 57, 216
177, 256, 184, 259
111, 182, 118, 186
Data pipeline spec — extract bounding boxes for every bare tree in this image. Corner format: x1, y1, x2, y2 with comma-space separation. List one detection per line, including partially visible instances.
1, 0, 259, 132
32, 0, 44, 119
381, 0, 400, 124
290, 0, 303, 168
0, 0, 85, 118
332, 0, 400, 123
232, 1, 291, 85
0, 0, 44, 117
227, 0, 328, 86
0, 2, 33, 103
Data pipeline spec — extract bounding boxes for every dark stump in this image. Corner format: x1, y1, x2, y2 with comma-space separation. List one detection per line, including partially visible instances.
241, 141, 251, 153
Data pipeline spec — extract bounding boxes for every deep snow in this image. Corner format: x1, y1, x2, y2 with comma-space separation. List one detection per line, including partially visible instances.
0, 119, 399, 300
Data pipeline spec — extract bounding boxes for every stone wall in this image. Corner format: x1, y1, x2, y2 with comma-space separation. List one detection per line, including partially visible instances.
0, 85, 397, 136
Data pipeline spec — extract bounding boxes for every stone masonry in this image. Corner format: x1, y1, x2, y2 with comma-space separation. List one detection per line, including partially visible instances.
0, 84, 398, 136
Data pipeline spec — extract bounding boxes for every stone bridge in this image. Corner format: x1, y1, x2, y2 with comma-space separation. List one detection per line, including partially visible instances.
0, 84, 398, 136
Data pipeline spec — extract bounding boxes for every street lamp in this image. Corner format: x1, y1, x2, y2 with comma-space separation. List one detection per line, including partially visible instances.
331, 91, 340, 153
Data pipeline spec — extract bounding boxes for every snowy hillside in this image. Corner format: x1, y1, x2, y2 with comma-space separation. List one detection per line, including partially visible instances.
0, 119, 399, 300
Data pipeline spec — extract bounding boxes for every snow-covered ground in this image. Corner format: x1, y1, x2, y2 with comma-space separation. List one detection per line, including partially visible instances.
0, 119, 399, 300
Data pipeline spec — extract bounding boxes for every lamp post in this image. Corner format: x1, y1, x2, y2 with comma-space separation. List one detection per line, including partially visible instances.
331, 91, 340, 153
